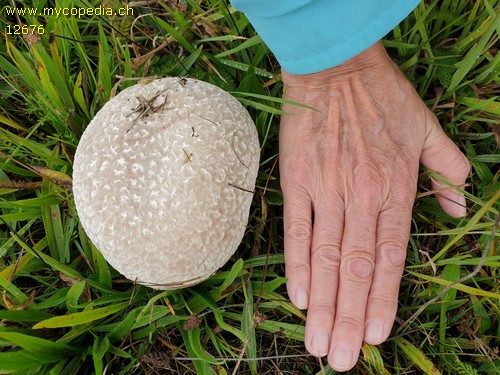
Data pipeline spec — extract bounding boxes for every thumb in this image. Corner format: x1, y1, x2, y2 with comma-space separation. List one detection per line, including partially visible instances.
420, 111, 470, 218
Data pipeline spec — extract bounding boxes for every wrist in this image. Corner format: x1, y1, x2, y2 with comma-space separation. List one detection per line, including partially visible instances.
281, 41, 391, 87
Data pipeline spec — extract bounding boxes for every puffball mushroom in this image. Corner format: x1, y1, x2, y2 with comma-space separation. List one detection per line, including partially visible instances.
73, 77, 260, 289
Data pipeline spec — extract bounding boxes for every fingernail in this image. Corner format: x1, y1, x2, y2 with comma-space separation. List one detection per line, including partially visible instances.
295, 288, 309, 309
456, 194, 467, 217
312, 331, 329, 357
365, 320, 384, 344
331, 344, 353, 371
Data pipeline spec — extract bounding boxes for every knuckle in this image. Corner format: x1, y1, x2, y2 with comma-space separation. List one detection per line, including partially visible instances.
368, 291, 398, 306
281, 157, 311, 187
335, 314, 365, 330
392, 184, 415, 203
377, 239, 408, 268
285, 220, 312, 242
352, 164, 384, 201
312, 244, 341, 270
309, 302, 335, 316
378, 236, 407, 249
382, 245, 407, 268
394, 172, 417, 193
318, 181, 344, 204
287, 262, 311, 276
341, 252, 375, 280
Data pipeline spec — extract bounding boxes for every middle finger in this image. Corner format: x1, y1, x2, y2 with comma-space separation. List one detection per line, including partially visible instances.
328, 184, 381, 371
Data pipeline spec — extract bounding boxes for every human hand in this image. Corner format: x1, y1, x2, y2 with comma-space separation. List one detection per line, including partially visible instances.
279, 41, 470, 371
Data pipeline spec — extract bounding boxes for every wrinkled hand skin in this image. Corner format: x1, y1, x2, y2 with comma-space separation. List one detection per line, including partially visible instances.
279, 42, 470, 372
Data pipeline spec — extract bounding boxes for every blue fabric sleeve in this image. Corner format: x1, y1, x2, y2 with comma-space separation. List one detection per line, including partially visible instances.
229, 0, 420, 74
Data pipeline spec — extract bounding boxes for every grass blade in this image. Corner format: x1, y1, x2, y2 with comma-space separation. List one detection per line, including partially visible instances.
447, 11, 500, 93
395, 337, 441, 375
0, 351, 54, 373
0, 332, 79, 360
33, 302, 129, 329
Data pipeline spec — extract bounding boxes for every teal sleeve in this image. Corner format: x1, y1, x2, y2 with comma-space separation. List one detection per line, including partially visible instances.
229, 0, 420, 74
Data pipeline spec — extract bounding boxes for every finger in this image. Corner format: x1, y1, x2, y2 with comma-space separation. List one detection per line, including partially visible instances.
328, 174, 381, 372
304, 196, 344, 357
420, 111, 470, 218
282, 183, 313, 310
364, 177, 415, 345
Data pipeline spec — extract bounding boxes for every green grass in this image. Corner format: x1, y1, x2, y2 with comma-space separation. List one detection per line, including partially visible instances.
0, 0, 499, 374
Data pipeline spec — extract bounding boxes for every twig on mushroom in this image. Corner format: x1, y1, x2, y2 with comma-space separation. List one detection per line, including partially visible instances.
228, 183, 255, 194
191, 114, 249, 168
191, 113, 218, 127
126, 90, 170, 133
232, 129, 249, 169
182, 147, 193, 164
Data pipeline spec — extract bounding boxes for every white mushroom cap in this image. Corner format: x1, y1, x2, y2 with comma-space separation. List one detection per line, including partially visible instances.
73, 78, 260, 289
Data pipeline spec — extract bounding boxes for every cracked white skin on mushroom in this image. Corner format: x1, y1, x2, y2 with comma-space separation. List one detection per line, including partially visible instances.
73, 77, 260, 289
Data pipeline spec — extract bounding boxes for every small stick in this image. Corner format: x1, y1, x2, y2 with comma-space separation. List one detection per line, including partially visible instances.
191, 114, 249, 168
227, 183, 254, 194
173, 354, 313, 362
232, 129, 249, 169
191, 113, 218, 127
181, 148, 193, 164
126, 90, 170, 133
